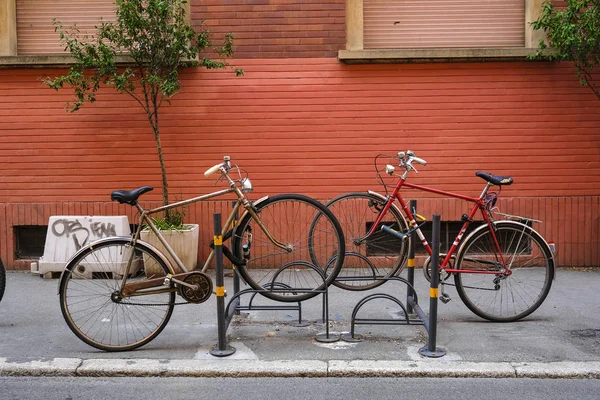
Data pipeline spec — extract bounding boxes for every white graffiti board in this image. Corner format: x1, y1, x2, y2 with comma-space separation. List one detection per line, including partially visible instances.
38, 216, 130, 276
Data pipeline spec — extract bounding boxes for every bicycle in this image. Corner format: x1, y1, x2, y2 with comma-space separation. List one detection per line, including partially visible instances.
58, 156, 345, 351
325, 150, 555, 322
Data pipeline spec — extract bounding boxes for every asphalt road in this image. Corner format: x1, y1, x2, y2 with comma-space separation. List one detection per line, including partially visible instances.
3, 376, 600, 400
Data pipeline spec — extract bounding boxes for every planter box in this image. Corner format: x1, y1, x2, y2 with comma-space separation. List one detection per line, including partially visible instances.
140, 224, 199, 275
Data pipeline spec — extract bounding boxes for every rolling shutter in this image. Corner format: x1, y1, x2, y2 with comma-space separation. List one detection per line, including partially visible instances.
364, 0, 525, 49
16, 0, 116, 55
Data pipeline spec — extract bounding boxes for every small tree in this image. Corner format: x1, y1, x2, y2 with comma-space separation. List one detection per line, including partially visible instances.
531, 0, 600, 100
44, 0, 242, 224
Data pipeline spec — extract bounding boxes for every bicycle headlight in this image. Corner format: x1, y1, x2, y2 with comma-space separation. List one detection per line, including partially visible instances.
241, 177, 253, 193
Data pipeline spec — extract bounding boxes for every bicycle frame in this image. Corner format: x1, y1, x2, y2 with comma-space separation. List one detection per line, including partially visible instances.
366, 177, 509, 275
119, 168, 292, 296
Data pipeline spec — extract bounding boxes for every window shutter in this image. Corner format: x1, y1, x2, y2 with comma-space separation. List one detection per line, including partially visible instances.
16, 0, 116, 55
364, 0, 525, 49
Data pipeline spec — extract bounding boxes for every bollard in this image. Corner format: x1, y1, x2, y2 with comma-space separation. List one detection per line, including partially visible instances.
231, 201, 241, 306
210, 212, 236, 357
406, 199, 417, 314
418, 214, 446, 357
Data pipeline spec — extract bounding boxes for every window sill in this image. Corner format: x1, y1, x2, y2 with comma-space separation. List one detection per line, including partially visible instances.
338, 48, 546, 64
0, 54, 199, 68
0, 54, 146, 68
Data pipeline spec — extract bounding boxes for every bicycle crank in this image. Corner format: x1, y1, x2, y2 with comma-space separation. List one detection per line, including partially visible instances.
423, 254, 453, 283
177, 271, 213, 303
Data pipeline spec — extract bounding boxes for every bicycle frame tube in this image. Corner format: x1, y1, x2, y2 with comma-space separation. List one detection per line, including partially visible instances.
366, 177, 509, 274
123, 177, 293, 283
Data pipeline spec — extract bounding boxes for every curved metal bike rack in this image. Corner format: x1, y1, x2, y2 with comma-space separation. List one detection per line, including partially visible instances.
339, 201, 446, 358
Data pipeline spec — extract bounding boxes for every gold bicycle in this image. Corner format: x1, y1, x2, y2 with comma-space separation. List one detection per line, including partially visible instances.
58, 156, 345, 351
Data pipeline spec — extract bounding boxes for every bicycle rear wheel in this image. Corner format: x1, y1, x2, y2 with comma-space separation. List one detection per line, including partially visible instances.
324, 192, 409, 290
454, 221, 554, 322
0, 258, 5, 303
59, 238, 175, 351
233, 194, 345, 302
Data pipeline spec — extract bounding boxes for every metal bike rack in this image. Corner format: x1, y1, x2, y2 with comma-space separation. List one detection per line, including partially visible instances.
342, 201, 446, 358
211, 212, 338, 356
228, 201, 306, 326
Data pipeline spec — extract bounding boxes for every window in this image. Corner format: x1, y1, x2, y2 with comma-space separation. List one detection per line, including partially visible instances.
364, 220, 486, 256
14, 225, 47, 259
365, 221, 402, 256
340, 0, 548, 63
0, 0, 118, 65
1, 0, 190, 65
15, 0, 116, 56
415, 221, 484, 255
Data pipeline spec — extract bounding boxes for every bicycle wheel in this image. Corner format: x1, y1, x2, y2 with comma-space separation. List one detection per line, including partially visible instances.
0, 258, 5, 303
454, 221, 554, 322
59, 238, 175, 351
232, 194, 344, 302
324, 192, 409, 290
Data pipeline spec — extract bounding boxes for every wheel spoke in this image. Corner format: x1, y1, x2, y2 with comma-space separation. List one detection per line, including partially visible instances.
324, 193, 408, 291
455, 223, 553, 322
234, 194, 345, 302
60, 239, 175, 351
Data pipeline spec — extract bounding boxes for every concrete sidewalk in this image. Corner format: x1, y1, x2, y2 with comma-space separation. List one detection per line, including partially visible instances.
0, 269, 599, 378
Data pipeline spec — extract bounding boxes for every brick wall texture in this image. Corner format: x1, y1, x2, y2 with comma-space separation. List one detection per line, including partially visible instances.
0, 0, 598, 268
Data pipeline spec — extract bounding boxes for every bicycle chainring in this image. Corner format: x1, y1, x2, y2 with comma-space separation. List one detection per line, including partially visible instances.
178, 271, 213, 303
423, 254, 453, 283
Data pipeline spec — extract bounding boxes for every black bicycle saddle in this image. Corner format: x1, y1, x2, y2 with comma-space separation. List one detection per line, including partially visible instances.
110, 186, 154, 205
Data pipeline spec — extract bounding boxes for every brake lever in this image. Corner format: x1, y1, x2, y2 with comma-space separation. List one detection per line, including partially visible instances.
408, 161, 419, 174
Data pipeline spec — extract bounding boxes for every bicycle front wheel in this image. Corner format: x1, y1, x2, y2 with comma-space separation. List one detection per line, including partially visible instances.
325, 192, 410, 290
454, 221, 554, 322
0, 258, 5, 303
233, 194, 345, 302
59, 238, 175, 351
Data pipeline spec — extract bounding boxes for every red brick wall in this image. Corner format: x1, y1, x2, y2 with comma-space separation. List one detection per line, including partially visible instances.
191, 0, 345, 58
1, 59, 599, 268
1, 0, 599, 269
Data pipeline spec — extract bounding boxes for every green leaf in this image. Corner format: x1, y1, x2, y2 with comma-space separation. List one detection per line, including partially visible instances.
42, 0, 242, 216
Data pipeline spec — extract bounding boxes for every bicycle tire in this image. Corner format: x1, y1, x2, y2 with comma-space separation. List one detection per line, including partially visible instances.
0, 258, 5, 303
59, 238, 175, 351
454, 220, 554, 322
324, 192, 410, 290
232, 194, 345, 302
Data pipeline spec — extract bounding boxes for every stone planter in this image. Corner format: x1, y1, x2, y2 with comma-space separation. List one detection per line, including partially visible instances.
140, 224, 199, 275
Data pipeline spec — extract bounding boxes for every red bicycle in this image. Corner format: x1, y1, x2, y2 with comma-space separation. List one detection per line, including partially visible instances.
326, 150, 555, 322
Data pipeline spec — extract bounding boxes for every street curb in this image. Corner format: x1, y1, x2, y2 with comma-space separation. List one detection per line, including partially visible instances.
328, 360, 516, 378
0, 358, 82, 377
77, 359, 329, 377
1, 358, 600, 378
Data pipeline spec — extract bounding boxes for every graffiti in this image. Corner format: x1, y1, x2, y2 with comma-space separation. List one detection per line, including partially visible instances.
91, 221, 117, 238
51, 219, 89, 251
51, 218, 116, 251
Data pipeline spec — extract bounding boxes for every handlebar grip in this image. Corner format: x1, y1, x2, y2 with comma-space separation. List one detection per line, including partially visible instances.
204, 163, 223, 177
412, 156, 427, 166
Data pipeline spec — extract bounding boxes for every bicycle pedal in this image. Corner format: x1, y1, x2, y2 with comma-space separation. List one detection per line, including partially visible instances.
440, 293, 451, 304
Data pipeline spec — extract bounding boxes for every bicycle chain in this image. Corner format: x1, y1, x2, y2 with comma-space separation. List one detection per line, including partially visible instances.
119, 300, 193, 307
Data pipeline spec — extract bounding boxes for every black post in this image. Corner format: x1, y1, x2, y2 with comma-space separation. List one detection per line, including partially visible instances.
406, 199, 417, 314
231, 201, 240, 301
210, 212, 236, 357
418, 214, 446, 358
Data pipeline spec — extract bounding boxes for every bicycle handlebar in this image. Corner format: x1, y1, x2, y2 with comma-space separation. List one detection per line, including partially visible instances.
204, 156, 231, 177
398, 150, 427, 167
411, 156, 427, 166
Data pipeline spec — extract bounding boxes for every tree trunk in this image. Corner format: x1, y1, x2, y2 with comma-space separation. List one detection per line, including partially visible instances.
150, 117, 169, 209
